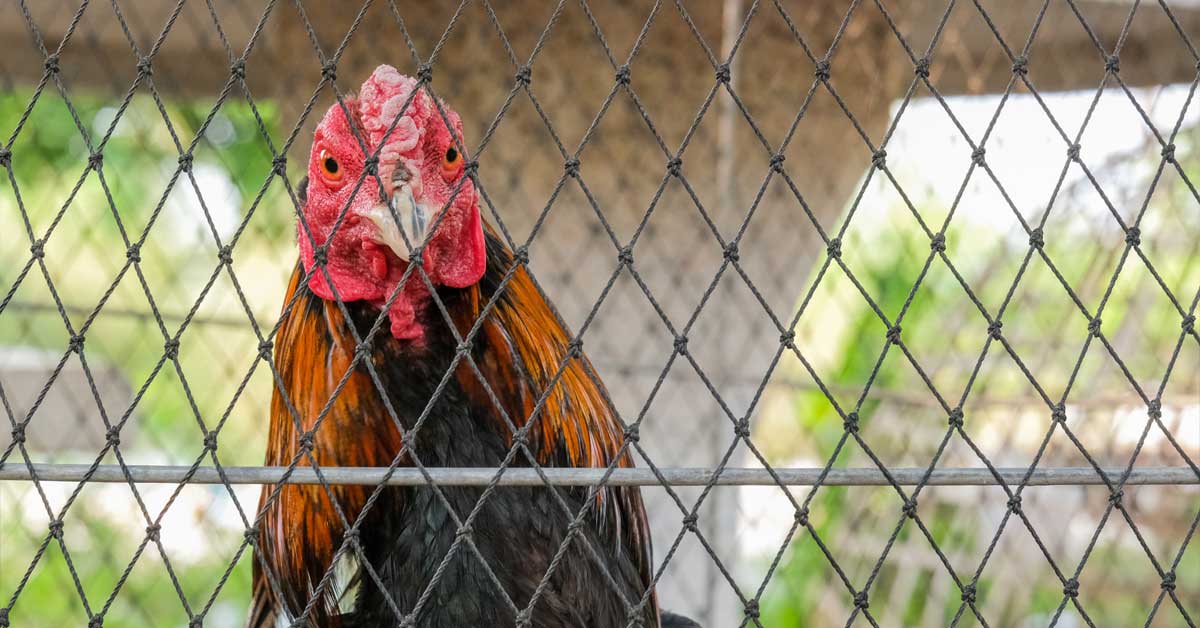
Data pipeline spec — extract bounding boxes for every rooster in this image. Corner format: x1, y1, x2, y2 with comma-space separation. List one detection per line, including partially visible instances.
247, 66, 699, 628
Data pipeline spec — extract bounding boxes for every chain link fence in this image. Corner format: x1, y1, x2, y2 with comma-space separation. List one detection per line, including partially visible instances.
0, 0, 1197, 626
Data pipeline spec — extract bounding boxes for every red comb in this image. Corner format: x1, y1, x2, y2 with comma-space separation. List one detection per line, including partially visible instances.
358, 65, 429, 185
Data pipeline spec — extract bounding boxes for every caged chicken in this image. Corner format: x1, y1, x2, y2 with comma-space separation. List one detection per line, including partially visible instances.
247, 65, 700, 628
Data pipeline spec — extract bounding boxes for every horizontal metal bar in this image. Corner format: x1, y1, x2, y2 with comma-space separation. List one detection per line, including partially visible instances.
0, 464, 1195, 487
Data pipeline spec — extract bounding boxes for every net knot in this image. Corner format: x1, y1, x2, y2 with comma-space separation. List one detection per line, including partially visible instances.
272, 155, 287, 175
795, 507, 809, 526
871, 149, 887, 169
1147, 399, 1162, 420
853, 591, 869, 609
312, 246, 328, 266
463, 159, 479, 176
456, 523, 474, 539
1161, 143, 1176, 163
416, 64, 433, 83
29, 239, 45, 259
512, 428, 530, 447
1182, 314, 1196, 334
1028, 227, 1045, 249
616, 64, 632, 86
10, 425, 25, 445
188, 618, 203, 628
512, 245, 530, 266
455, 339, 472, 355
69, 334, 86, 353
780, 330, 796, 349
137, 56, 153, 76
987, 319, 1003, 340
0, 148, 10, 167
1008, 494, 1023, 513
566, 337, 584, 358
515, 65, 532, 87
1161, 571, 1176, 592
1063, 578, 1079, 598
715, 63, 731, 84
0, 607, 9, 627
769, 152, 786, 172
298, 431, 315, 451
843, 411, 860, 434
48, 518, 64, 540
915, 57, 931, 79
734, 417, 751, 438
1067, 143, 1081, 161
1051, 403, 1067, 423
673, 335, 689, 355
88, 151, 104, 170
814, 60, 831, 81
203, 431, 218, 451
826, 237, 842, 259
105, 426, 121, 448
617, 246, 634, 267
886, 324, 902, 344
178, 152, 194, 172
1088, 317, 1102, 337
682, 513, 699, 532
145, 523, 161, 542
230, 58, 246, 80
723, 242, 740, 263
124, 243, 141, 263
244, 526, 259, 543
948, 407, 964, 428
88, 616, 102, 628
44, 54, 60, 74
362, 155, 378, 176
1105, 54, 1120, 73
971, 146, 986, 166
930, 233, 946, 253
343, 528, 359, 543
217, 245, 233, 265
667, 157, 683, 176
961, 584, 977, 603
163, 338, 180, 359
515, 610, 532, 628
623, 424, 640, 443
564, 158, 580, 177
1012, 55, 1029, 75
1107, 489, 1124, 507
902, 498, 918, 518
258, 340, 273, 360
743, 600, 760, 619
1124, 226, 1140, 247
320, 62, 337, 81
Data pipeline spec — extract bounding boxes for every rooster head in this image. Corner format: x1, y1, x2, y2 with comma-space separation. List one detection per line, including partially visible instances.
298, 64, 485, 344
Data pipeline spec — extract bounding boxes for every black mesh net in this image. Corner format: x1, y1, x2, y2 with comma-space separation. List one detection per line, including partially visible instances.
0, 1, 1197, 626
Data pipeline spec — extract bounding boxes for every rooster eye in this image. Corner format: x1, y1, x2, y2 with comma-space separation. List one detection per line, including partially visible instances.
319, 149, 342, 182
441, 146, 462, 179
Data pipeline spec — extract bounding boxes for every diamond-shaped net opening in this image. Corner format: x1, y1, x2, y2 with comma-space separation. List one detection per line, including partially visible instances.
1, 1, 1197, 627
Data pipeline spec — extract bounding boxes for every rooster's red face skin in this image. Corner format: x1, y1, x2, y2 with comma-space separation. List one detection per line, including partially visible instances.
298, 65, 486, 344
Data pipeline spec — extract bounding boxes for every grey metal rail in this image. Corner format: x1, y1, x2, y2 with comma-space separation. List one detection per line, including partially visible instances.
0, 464, 1194, 486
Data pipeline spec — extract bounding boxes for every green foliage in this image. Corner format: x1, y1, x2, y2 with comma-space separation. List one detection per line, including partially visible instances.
757, 125, 1200, 626
0, 87, 291, 626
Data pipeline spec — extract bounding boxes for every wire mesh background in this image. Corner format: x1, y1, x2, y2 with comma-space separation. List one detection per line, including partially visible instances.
0, 0, 1198, 626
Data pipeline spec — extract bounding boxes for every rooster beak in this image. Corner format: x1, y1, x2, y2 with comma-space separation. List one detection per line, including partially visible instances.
363, 180, 429, 261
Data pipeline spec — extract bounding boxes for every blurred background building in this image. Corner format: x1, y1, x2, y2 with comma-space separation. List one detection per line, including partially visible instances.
0, 1, 1197, 626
